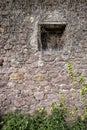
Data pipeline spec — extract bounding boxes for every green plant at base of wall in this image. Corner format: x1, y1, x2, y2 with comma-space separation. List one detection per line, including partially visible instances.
1, 112, 29, 130
0, 106, 86, 130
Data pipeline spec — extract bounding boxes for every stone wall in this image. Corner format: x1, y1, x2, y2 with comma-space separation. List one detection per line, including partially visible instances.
0, 0, 87, 115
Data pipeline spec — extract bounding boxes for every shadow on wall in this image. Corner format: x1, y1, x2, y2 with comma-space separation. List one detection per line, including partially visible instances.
0, 81, 7, 88
0, 58, 4, 67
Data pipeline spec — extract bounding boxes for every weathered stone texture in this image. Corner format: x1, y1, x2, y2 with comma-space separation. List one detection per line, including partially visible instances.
0, 0, 87, 114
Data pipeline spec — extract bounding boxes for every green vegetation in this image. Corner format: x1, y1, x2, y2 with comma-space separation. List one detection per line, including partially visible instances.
0, 104, 87, 130
0, 107, 86, 130
67, 61, 87, 119
0, 113, 29, 130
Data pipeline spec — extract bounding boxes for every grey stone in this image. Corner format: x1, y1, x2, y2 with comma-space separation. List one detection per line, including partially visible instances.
34, 92, 44, 100
0, 81, 7, 88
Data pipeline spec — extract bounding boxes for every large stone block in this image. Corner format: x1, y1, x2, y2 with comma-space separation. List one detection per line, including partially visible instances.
9, 72, 24, 80
32, 73, 45, 81
34, 91, 44, 100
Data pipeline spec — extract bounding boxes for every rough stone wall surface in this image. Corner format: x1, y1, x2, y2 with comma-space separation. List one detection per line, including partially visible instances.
0, 0, 87, 115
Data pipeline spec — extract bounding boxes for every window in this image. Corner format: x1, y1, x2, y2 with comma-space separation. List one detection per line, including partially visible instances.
38, 22, 66, 51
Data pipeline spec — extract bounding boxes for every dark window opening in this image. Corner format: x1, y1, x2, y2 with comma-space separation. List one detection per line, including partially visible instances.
38, 22, 66, 51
